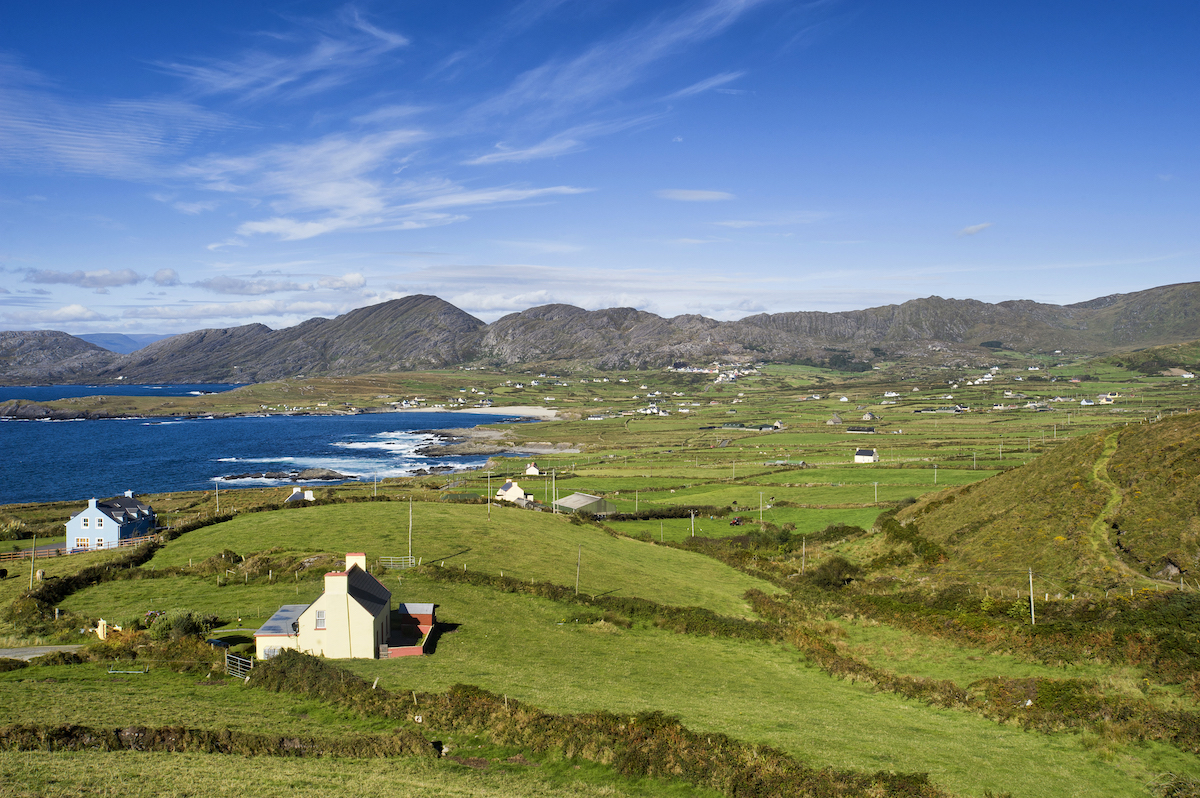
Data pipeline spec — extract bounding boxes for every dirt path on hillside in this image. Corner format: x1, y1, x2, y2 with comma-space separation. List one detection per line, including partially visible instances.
1089, 431, 1140, 580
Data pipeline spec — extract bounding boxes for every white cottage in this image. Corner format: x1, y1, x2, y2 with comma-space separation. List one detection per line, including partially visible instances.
255, 553, 392, 660
854, 448, 879, 464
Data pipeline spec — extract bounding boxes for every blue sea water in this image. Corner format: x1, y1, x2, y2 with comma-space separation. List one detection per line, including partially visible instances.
1, 383, 241, 402
0, 410, 516, 506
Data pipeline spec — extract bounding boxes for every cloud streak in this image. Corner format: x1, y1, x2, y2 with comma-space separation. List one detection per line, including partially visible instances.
958, 222, 993, 236
656, 189, 735, 201
157, 8, 409, 103
25, 269, 143, 288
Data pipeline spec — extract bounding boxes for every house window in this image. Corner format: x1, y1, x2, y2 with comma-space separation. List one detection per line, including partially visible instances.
97, 518, 104, 528
77, 539, 90, 549
82, 518, 89, 528
315, 610, 326, 630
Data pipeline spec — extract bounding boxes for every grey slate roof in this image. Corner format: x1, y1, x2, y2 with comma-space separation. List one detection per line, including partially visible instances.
255, 604, 309, 637
347, 567, 391, 618
72, 496, 154, 524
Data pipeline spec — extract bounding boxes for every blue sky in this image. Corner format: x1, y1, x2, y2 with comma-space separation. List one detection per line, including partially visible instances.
1, 1, 1197, 335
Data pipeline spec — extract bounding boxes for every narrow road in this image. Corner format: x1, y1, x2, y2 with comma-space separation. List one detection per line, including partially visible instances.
0, 645, 84, 661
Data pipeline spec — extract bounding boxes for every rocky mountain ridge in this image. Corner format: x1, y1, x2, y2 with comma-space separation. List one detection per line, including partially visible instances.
3, 282, 1200, 383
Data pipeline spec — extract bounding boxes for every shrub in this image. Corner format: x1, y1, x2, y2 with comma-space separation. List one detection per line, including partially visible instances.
148, 609, 213, 641
811, 556, 861, 590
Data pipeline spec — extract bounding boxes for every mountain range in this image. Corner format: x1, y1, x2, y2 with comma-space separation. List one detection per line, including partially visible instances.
3, 282, 1200, 384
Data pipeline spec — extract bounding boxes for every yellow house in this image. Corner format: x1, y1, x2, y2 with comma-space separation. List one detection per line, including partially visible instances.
255, 553, 391, 660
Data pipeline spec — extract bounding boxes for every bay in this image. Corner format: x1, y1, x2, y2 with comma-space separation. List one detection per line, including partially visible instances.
1, 383, 241, 402
0, 410, 515, 506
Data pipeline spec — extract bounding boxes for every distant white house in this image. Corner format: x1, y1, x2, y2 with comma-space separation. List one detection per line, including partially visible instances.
525, 462, 541, 476
496, 480, 532, 503
65, 492, 155, 551
854, 448, 879, 464
285, 487, 316, 503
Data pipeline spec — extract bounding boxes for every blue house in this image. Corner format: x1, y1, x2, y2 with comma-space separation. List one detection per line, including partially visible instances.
65, 491, 156, 551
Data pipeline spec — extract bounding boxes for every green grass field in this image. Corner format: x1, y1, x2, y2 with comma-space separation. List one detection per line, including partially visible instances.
4, 360, 1199, 798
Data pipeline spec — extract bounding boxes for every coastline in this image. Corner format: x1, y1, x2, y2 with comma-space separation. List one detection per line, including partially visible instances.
0, 400, 560, 423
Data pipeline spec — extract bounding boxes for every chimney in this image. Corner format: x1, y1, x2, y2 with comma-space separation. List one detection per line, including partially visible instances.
124, 490, 134, 498
346, 552, 367, 572
324, 570, 348, 596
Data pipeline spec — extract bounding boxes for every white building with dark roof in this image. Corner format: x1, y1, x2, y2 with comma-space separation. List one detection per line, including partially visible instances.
65, 491, 155, 551
256, 553, 400, 660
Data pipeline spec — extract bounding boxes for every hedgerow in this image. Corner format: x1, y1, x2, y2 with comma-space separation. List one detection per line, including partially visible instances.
0, 722, 436, 759
249, 651, 943, 798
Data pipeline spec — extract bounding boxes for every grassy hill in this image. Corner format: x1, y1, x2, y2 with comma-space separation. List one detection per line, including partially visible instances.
892, 411, 1200, 592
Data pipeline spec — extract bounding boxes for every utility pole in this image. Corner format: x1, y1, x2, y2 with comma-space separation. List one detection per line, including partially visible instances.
635, 490, 638, 513
487, 472, 491, 521
759, 492, 763, 522
874, 482, 878, 503
215, 480, 219, 514
29, 534, 36, 590
575, 546, 581, 595
690, 510, 695, 537
802, 538, 806, 575
408, 497, 413, 561
934, 464, 938, 485
1028, 568, 1036, 626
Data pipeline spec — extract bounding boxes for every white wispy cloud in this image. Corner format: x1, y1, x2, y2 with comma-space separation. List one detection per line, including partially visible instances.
126, 299, 341, 321
193, 275, 310, 295
187, 128, 589, 242
153, 269, 181, 286
318, 272, 366, 290
667, 70, 746, 98
0, 56, 230, 180
157, 8, 409, 103
656, 189, 735, 201
465, 135, 583, 165
463, 115, 661, 165
173, 200, 219, 215
958, 222, 993, 236
24, 268, 143, 288
3, 303, 108, 324
473, 0, 770, 122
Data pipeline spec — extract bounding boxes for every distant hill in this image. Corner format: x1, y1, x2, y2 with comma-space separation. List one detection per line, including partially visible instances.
0, 330, 114, 384
76, 333, 174, 354
91, 294, 486, 383
4, 282, 1200, 383
895, 411, 1200, 590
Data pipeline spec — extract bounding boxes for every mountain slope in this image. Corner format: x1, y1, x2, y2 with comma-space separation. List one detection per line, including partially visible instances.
90, 295, 486, 383
76, 333, 174, 354
0, 330, 116, 383
5, 282, 1200, 383
895, 412, 1200, 590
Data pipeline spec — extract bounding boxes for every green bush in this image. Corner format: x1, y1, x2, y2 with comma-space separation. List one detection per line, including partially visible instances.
810, 556, 861, 590
148, 609, 214, 641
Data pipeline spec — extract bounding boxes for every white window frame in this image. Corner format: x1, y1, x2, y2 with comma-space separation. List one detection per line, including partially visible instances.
315, 610, 326, 630
82, 518, 89, 528
77, 538, 90, 549
97, 518, 104, 528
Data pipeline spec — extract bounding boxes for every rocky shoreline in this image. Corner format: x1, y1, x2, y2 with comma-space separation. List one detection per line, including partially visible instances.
221, 467, 356, 482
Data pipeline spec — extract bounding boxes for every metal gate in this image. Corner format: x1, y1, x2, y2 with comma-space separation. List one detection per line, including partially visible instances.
225, 651, 253, 679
